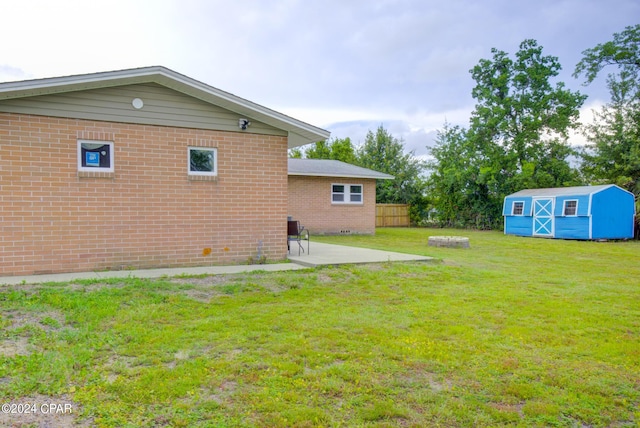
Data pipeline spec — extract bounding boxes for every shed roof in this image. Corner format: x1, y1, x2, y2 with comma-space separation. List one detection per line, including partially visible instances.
507, 184, 617, 198
0, 66, 330, 148
288, 159, 394, 179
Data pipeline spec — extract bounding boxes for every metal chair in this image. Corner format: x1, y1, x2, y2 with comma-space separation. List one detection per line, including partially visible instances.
287, 220, 309, 255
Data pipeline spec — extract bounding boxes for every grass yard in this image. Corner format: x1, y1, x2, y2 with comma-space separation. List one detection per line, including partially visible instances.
0, 228, 639, 427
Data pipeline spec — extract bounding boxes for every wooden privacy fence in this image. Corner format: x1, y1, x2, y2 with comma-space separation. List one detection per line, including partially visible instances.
376, 204, 410, 227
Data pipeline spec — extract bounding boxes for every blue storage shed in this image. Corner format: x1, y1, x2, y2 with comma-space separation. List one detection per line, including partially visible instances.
503, 185, 635, 240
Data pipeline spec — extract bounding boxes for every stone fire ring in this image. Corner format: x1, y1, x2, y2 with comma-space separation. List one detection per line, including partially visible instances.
428, 236, 470, 248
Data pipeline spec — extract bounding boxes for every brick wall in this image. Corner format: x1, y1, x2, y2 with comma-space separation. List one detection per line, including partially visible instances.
287, 175, 377, 235
0, 113, 288, 276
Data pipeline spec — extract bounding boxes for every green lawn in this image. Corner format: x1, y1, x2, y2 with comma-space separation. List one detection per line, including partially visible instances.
1, 228, 639, 427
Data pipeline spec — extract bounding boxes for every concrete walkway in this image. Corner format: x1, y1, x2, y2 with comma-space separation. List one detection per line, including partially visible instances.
0, 242, 431, 285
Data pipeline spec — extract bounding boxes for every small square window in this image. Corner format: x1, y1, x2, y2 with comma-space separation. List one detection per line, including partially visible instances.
188, 147, 217, 176
512, 201, 524, 215
563, 200, 577, 216
78, 140, 114, 172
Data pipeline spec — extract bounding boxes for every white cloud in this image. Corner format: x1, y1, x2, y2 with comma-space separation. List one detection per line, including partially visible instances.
0, 65, 31, 82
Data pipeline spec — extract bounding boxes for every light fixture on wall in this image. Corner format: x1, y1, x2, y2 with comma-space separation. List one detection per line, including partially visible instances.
238, 118, 251, 130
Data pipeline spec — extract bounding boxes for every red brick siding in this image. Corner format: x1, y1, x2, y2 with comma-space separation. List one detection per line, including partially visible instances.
0, 113, 288, 276
287, 176, 376, 234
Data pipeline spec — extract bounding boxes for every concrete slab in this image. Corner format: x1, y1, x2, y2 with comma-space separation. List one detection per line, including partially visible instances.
287, 241, 432, 267
0, 243, 431, 285
0, 263, 306, 286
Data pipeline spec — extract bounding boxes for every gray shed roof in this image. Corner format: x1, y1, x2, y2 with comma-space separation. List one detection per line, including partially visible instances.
288, 159, 394, 179
0, 66, 330, 148
507, 184, 617, 197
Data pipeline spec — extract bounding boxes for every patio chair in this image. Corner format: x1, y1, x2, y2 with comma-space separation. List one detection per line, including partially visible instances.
287, 220, 309, 256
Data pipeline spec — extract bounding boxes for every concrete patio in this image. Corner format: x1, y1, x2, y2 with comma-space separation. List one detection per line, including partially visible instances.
0, 242, 431, 285
287, 241, 432, 267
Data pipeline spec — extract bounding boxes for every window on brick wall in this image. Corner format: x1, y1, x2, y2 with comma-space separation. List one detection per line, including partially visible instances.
188, 147, 217, 176
332, 184, 363, 204
78, 140, 114, 172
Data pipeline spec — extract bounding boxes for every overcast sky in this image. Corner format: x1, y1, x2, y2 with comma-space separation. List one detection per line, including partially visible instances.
1, 0, 638, 157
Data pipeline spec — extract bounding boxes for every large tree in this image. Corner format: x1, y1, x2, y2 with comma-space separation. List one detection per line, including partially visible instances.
427, 123, 481, 227
573, 25, 640, 195
574, 25, 640, 236
357, 125, 427, 222
429, 39, 585, 228
580, 75, 640, 193
469, 39, 585, 188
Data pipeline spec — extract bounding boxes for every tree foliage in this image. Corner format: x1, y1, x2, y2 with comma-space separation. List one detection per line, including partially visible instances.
581, 75, 640, 193
357, 126, 427, 222
574, 25, 640, 237
574, 25, 640, 195
288, 147, 303, 158
574, 24, 640, 90
305, 138, 356, 164
305, 140, 332, 159
428, 123, 485, 227
429, 40, 585, 229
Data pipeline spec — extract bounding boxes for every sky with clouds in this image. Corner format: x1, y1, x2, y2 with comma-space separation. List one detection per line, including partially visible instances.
1, 0, 638, 157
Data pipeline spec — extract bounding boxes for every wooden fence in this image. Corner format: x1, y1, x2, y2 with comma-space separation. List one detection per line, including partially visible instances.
376, 204, 410, 227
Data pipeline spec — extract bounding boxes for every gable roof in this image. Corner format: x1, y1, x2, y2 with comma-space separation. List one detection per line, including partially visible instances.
288, 158, 394, 179
0, 66, 330, 148
506, 184, 620, 198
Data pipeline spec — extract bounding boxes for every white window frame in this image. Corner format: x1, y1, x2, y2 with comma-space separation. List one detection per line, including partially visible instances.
188, 147, 217, 176
512, 201, 525, 216
77, 140, 114, 173
332, 183, 363, 205
563, 200, 578, 216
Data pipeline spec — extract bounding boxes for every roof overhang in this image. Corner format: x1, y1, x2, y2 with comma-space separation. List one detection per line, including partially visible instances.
0, 66, 330, 148
288, 171, 393, 179
288, 159, 394, 180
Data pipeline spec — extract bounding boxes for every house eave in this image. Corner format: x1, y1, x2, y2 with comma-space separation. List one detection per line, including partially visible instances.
0, 66, 330, 148
288, 172, 394, 180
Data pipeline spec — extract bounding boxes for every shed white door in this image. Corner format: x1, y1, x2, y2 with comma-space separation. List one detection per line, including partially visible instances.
533, 198, 554, 237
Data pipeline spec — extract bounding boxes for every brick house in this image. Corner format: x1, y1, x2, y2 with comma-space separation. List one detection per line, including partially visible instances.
288, 159, 393, 235
0, 67, 329, 276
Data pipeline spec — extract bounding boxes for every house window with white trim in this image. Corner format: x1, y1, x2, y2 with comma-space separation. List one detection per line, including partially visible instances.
188, 147, 217, 176
512, 201, 524, 215
563, 200, 578, 216
332, 184, 363, 204
78, 140, 114, 172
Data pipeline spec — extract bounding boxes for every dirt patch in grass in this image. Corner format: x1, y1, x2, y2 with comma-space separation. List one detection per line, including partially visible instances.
400, 365, 453, 393
168, 275, 232, 287
65, 282, 131, 293
167, 273, 313, 301
204, 380, 239, 405
175, 287, 222, 303
2, 309, 66, 332
0, 336, 31, 357
1, 309, 71, 358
